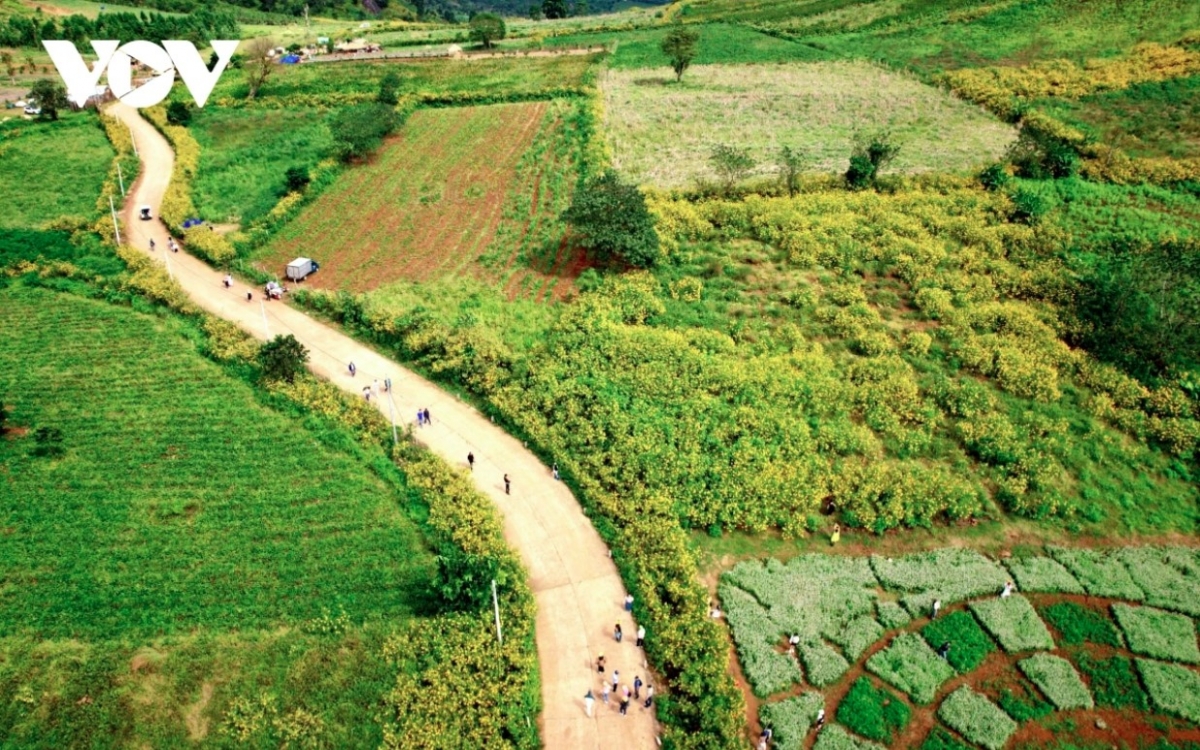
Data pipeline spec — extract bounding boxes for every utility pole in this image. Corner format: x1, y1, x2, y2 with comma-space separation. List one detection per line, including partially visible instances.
116, 162, 125, 196
304, 3, 310, 33
108, 195, 121, 246
386, 378, 398, 446
492, 579, 503, 644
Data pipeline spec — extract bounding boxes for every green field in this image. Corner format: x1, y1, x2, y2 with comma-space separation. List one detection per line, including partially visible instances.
0, 114, 113, 228
209, 54, 598, 103
0, 285, 436, 744
190, 107, 334, 225
602, 61, 1015, 187
542, 21, 829, 67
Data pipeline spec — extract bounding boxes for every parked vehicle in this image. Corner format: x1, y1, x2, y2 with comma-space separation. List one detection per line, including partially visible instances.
23, 102, 41, 116
139, 205, 153, 220
285, 257, 319, 282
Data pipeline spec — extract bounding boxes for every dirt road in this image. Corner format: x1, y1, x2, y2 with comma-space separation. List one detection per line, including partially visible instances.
107, 102, 659, 749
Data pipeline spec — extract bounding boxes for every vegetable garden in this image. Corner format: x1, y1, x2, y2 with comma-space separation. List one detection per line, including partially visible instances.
721, 546, 1200, 749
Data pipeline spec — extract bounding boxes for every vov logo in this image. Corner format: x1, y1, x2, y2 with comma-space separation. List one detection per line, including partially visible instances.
43, 40, 240, 108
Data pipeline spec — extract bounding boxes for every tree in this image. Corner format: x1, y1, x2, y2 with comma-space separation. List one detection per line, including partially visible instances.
778, 145, 807, 198
166, 100, 192, 126
1073, 238, 1200, 381
283, 166, 310, 194
28, 79, 68, 121
542, 0, 568, 19
562, 170, 661, 268
572, 0, 589, 15
432, 549, 511, 610
661, 23, 699, 82
468, 12, 506, 49
710, 144, 754, 194
1, 52, 15, 84
242, 37, 276, 101
845, 131, 900, 189
377, 71, 401, 106
330, 103, 398, 162
1007, 124, 1079, 179
529, 3, 543, 20
257, 334, 309, 383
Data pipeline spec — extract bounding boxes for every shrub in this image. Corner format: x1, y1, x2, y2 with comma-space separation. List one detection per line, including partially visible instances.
969, 596, 1055, 653
283, 166, 311, 194
1075, 654, 1147, 711
845, 131, 901, 190
831, 615, 885, 661
921, 610, 996, 673
257, 334, 309, 384
997, 684, 1054, 722
1004, 556, 1083, 593
978, 163, 1010, 191
813, 724, 886, 750
166, 100, 192, 126
1137, 659, 1200, 723
1039, 602, 1122, 647
1009, 187, 1049, 224
836, 677, 911, 743
330, 103, 398, 163
871, 550, 1009, 616
760, 692, 825, 750
1047, 547, 1144, 601
1112, 604, 1200, 664
866, 633, 955, 705
938, 687, 1018, 750
30, 426, 64, 458
798, 639, 851, 688
920, 727, 973, 750
1018, 654, 1093, 710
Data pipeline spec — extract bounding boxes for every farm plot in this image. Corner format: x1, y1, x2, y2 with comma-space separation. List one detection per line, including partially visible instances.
0, 286, 437, 746
255, 102, 548, 292
727, 547, 1200, 750
601, 62, 1016, 188
0, 114, 113, 228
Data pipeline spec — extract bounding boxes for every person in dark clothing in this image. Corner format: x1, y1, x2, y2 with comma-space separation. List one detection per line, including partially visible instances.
504, 474, 511, 495
467, 452, 475, 470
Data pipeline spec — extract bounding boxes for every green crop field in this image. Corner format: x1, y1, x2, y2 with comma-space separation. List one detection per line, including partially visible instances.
602, 61, 1015, 187
0, 285, 437, 745
542, 21, 829, 67
190, 106, 334, 226
0, 114, 113, 228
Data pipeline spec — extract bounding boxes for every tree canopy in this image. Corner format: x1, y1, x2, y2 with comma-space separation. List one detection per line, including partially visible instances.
330, 103, 399, 162
469, 13, 507, 49
661, 24, 700, 82
28, 80, 68, 121
562, 171, 661, 268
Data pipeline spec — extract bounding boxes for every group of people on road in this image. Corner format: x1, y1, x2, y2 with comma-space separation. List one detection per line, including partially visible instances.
148, 236, 179, 253
584, 593, 654, 720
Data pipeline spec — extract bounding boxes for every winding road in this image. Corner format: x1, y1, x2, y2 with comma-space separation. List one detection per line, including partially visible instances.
107, 102, 659, 749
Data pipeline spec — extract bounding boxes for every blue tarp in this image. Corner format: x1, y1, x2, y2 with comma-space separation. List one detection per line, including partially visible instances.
281, 55, 301, 64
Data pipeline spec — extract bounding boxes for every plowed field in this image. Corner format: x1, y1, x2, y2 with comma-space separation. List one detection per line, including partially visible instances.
256, 101, 546, 292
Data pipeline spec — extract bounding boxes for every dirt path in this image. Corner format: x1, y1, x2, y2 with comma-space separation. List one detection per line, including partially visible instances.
107, 101, 659, 750
307, 45, 605, 65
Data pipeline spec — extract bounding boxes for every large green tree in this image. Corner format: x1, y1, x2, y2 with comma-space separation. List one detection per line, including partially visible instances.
469, 12, 506, 49
542, 0, 567, 19
27, 79, 68, 121
562, 170, 661, 268
330, 103, 398, 162
660, 23, 700, 82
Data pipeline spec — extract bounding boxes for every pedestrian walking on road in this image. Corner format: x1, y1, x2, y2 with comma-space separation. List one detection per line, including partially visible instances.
815, 707, 825, 729
552, 463, 559, 480
467, 452, 475, 470
363, 386, 372, 403
601, 682, 610, 705
633, 676, 642, 699
584, 689, 594, 717
611, 670, 619, 689
624, 594, 634, 612
246, 291, 252, 302
643, 685, 654, 709
422, 408, 431, 425
619, 695, 629, 716
348, 361, 356, 377
830, 524, 841, 545
169, 237, 178, 253
416, 409, 423, 426
614, 623, 623, 643
596, 654, 605, 673
223, 274, 232, 288
636, 625, 646, 648
372, 379, 380, 397
932, 599, 942, 619
149, 238, 155, 251
504, 474, 511, 495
